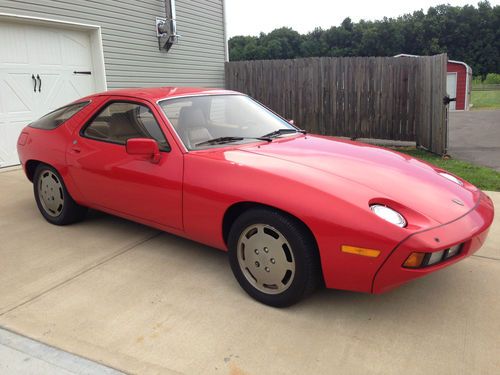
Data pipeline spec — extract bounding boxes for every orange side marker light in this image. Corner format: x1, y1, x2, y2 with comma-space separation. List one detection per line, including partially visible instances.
341, 245, 381, 258
403, 252, 426, 268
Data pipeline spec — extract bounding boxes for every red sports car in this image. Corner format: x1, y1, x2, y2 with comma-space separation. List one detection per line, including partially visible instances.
17, 87, 494, 307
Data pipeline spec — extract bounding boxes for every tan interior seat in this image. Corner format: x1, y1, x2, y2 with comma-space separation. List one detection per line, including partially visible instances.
108, 112, 140, 143
177, 107, 212, 148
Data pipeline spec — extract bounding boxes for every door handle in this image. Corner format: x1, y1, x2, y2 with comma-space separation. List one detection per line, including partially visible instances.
36, 74, 41, 92
443, 96, 457, 105
71, 140, 81, 153
32, 74, 37, 92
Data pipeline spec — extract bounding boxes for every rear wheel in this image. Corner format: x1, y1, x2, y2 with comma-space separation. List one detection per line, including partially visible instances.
228, 207, 320, 307
33, 164, 87, 225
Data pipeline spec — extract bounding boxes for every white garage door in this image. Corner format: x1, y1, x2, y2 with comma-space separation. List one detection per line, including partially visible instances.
0, 21, 97, 168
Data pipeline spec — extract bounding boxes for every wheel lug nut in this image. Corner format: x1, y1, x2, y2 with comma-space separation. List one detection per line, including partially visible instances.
254, 249, 259, 255
265, 267, 270, 272
263, 247, 268, 253
270, 258, 276, 264
255, 261, 260, 267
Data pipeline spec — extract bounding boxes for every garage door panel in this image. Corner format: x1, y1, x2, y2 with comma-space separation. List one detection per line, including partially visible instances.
1, 74, 34, 115
29, 28, 63, 67
0, 124, 9, 166
69, 75, 94, 97
0, 121, 26, 167
0, 24, 29, 65
61, 32, 93, 67
37, 73, 63, 114
40, 74, 93, 113
0, 20, 99, 168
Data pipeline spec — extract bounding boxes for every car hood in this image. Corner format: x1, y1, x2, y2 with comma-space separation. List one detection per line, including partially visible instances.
242, 135, 480, 224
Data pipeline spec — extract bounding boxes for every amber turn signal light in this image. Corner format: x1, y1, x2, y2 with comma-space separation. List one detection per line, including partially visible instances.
341, 245, 381, 258
403, 252, 426, 268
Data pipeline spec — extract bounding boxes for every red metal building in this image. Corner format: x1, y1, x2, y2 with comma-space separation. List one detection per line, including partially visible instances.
446, 60, 472, 111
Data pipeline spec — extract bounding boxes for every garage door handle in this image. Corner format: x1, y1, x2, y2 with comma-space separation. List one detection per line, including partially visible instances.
73, 71, 92, 75
32, 74, 37, 92
36, 74, 41, 92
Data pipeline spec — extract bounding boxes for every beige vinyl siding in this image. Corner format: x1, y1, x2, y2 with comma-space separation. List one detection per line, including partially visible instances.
0, 0, 225, 88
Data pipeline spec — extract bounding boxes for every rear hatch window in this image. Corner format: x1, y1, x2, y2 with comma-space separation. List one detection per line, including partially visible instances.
30, 101, 90, 130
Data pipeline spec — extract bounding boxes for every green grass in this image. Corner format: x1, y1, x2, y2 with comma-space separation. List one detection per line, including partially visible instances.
392, 147, 500, 191
471, 90, 500, 110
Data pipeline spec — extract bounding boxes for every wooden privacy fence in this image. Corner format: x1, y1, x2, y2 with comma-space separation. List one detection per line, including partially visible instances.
225, 54, 448, 154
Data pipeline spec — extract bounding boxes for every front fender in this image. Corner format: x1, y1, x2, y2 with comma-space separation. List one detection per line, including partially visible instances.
182, 150, 412, 292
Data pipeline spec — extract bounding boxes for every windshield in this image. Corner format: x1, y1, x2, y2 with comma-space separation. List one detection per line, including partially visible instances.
158, 95, 298, 150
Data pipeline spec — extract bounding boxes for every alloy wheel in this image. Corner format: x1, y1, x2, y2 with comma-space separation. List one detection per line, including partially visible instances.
38, 170, 64, 217
237, 224, 296, 294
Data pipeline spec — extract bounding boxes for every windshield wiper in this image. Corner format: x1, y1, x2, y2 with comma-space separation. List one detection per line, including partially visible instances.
195, 136, 271, 147
260, 128, 306, 138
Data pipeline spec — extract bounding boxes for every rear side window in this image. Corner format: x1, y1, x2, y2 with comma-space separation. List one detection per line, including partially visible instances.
30, 101, 90, 130
82, 102, 170, 151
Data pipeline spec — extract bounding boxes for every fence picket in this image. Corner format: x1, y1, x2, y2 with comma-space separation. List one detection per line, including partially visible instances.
225, 54, 448, 154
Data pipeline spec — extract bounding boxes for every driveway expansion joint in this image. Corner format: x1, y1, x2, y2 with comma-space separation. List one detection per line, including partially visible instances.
471, 254, 500, 262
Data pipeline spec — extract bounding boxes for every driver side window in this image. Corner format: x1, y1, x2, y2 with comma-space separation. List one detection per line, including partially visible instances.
83, 102, 170, 151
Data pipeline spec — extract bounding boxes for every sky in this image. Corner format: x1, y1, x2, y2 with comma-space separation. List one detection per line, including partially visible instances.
225, 0, 500, 37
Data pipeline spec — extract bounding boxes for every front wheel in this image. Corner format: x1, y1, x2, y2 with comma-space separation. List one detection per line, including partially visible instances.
33, 164, 87, 225
228, 208, 321, 307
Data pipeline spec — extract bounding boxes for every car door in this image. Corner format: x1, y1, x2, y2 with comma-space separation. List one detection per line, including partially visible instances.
65, 96, 183, 230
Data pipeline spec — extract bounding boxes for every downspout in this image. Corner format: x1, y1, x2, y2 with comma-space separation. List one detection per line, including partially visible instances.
222, 0, 229, 63
165, 0, 176, 32
222, 0, 228, 88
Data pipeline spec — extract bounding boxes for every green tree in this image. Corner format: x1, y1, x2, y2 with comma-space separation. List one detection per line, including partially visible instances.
227, 1, 500, 75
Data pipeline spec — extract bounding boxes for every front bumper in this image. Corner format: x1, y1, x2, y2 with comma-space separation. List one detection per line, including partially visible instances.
372, 192, 494, 293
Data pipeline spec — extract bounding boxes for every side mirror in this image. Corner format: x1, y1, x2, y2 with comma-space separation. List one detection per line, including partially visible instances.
288, 119, 294, 125
126, 138, 161, 163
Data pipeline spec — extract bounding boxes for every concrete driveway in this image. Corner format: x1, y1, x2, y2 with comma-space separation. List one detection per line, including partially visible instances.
1, 168, 499, 375
448, 110, 500, 171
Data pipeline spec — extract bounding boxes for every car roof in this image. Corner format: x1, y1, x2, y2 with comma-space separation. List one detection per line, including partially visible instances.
81, 87, 240, 102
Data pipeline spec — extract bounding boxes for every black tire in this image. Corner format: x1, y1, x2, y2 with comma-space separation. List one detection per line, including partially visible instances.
228, 207, 321, 307
33, 164, 87, 225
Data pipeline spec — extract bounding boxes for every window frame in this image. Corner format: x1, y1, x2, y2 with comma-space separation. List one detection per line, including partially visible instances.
29, 100, 91, 130
79, 99, 171, 152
